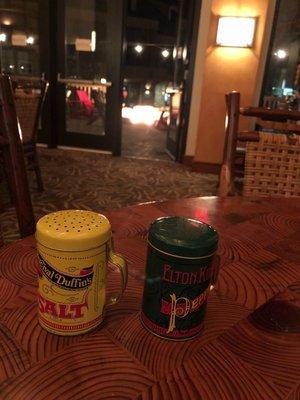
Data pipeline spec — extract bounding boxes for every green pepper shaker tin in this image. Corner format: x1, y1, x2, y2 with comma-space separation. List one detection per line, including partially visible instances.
141, 216, 218, 340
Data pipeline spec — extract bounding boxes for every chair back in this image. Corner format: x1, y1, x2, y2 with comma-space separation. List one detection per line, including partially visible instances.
219, 91, 300, 197
0, 74, 35, 237
244, 132, 300, 197
14, 80, 48, 143
240, 106, 300, 134
219, 91, 240, 196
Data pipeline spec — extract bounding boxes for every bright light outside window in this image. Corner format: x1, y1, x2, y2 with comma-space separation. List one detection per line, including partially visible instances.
161, 49, 170, 58
274, 49, 287, 59
26, 36, 34, 45
0, 33, 6, 42
134, 44, 143, 54
125, 105, 161, 126
216, 17, 256, 48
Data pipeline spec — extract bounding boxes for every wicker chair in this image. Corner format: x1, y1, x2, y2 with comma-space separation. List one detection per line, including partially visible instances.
14, 80, 49, 192
244, 132, 300, 197
219, 91, 300, 197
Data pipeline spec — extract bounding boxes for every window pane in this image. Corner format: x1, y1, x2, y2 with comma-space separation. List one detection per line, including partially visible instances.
261, 0, 300, 110
65, 0, 108, 79
64, 0, 109, 136
0, 0, 40, 76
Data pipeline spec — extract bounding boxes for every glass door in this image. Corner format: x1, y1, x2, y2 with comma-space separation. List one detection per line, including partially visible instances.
55, 0, 124, 154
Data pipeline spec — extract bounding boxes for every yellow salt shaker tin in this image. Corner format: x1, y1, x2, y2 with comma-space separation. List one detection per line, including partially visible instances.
36, 210, 127, 336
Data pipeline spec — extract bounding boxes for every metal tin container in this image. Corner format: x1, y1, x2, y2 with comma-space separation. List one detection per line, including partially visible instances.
36, 210, 127, 336
141, 216, 218, 340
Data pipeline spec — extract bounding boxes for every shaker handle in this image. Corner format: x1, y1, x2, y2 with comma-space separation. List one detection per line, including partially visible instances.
106, 240, 128, 306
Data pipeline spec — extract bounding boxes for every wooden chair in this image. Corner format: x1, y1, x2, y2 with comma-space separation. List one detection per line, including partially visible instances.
219, 91, 300, 196
244, 132, 300, 197
13, 79, 49, 192
0, 74, 35, 238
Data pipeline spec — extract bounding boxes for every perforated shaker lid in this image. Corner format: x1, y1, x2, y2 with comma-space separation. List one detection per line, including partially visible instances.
36, 210, 111, 251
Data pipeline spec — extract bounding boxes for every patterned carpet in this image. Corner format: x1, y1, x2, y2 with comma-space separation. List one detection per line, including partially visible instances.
1, 147, 218, 243
122, 122, 170, 160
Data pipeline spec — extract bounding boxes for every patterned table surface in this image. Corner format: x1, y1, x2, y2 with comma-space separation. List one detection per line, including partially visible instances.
0, 196, 299, 400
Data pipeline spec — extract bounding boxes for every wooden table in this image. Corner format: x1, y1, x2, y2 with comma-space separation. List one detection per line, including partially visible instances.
0, 197, 299, 399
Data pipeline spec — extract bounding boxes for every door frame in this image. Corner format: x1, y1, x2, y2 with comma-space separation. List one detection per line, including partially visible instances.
165, 0, 201, 161
39, 0, 125, 155
177, 0, 202, 162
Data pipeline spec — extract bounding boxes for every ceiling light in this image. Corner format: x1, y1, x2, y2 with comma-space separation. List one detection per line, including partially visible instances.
216, 16, 256, 47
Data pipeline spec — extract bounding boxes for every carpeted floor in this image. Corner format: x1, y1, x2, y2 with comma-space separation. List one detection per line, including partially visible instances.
1, 147, 218, 243
122, 122, 170, 160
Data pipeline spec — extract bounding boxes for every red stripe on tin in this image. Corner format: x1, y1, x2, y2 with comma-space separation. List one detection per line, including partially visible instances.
141, 312, 203, 339
39, 315, 102, 332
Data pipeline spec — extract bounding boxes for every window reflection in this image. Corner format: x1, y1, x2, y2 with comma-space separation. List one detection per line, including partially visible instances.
64, 0, 109, 136
0, 0, 39, 75
65, 0, 108, 80
262, 0, 300, 110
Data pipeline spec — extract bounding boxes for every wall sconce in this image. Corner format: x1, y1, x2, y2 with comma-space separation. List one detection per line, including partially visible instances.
216, 16, 256, 48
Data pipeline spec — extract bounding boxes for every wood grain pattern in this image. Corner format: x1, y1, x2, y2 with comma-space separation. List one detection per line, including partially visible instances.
216, 256, 299, 309
141, 340, 283, 400
0, 302, 81, 363
0, 240, 37, 286
0, 322, 31, 384
0, 196, 299, 399
219, 285, 300, 396
0, 333, 156, 400
286, 383, 300, 400
108, 289, 250, 379
0, 284, 36, 312
0, 278, 19, 310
